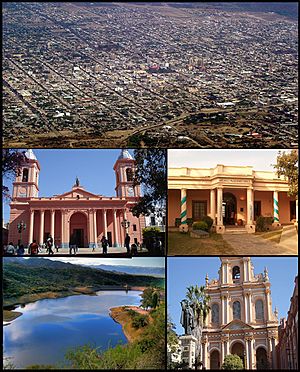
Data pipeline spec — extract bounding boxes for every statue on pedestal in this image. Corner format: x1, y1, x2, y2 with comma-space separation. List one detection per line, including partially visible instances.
180, 299, 195, 335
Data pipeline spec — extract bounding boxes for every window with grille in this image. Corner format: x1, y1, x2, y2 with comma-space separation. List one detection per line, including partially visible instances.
192, 201, 207, 220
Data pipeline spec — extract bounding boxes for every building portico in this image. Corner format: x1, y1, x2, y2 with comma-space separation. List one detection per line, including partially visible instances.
168, 165, 297, 233
8, 150, 145, 248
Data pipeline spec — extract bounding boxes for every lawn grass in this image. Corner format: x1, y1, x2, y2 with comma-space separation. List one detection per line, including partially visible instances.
255, 229, 283, 244
167, 231, 233, 255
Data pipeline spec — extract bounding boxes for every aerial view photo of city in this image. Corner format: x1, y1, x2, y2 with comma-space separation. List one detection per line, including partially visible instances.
2, 2, 298, 148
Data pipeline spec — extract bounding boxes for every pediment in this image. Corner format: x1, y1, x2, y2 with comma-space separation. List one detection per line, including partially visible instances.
222, 319, 254, 331
56, 187, 101, 199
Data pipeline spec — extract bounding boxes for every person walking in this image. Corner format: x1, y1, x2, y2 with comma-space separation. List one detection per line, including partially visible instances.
101, 236, 108, 254
46, 234, 54, 255
125, 233, 130, 254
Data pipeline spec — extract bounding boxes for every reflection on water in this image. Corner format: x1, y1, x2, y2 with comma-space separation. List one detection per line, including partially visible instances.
3, 290, 141, 368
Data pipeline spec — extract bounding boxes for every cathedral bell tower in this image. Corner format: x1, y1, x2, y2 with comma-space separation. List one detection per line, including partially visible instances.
12, 149, 40, 199
113, 150, 141, 198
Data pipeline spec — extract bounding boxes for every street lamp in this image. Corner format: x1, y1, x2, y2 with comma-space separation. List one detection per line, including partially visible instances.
121, 219, 130, 231
17, 221, 27, 245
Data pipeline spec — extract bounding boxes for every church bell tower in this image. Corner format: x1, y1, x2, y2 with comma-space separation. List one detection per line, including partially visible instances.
12, 149, 40, 199
113, 150, 141, 198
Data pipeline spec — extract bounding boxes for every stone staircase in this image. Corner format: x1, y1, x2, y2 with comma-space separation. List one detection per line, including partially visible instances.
224, 226, 248, 234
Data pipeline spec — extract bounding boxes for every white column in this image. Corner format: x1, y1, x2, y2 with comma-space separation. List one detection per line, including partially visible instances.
93, 210, 97, 246
217, 188, 223, 226
210, 189, 216, 224
113, 209, 119, 247
226, 340, 230, 356
221, 340, 225, 364
247, 187, 254, 224
29, 209, 34, 244
248, 293, 253, 323
250, 338, 254, 369
244, 293, 249, 323
123, 209, 128, 234
39, 210, 45, 245
221, 295, 226, 325
50, 210, 55, 243
246, 339, 251, 370
103, 209, 108, 237
296, 199, 298, 222
266, 289, 271, 321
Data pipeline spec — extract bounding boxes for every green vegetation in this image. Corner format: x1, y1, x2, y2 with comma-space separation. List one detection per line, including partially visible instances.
140, 287, 161, 309
221, 354, 244, 370
192, 221, 208, 231
3, 259, 164, 306
255, 216, 274, 232
273, 150, 298, 197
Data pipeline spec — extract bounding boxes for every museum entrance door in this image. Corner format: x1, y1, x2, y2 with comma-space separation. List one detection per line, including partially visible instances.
231, 342, 245, 368
210, 350, 220, 369
256, 347, 268, 369
69, 212, 88, 247
223, 192, 237, 225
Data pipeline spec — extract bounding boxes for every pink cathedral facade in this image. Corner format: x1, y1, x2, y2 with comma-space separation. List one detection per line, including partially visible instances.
8, 150, 145, 248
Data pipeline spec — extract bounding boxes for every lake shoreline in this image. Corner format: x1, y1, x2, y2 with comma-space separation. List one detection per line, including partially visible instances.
3, 286, 145, 322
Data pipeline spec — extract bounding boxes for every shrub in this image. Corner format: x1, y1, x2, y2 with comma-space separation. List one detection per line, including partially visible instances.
200, 215, 213, 230
192, 221, 209, 232
221, 354, 244, 370
132, 314, 149, 329
256, 216, 274, 232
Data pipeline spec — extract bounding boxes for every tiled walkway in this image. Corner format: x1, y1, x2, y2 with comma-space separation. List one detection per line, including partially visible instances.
222, 229, 297, 255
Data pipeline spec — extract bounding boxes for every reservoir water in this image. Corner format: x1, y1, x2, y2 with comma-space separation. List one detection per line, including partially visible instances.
3, 290, 142, 368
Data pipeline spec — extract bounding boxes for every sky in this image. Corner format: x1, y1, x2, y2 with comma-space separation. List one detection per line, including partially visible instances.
167, 257, 298, 335
3, 149, 134, 223
168, 149, 288, 171
45, 257, 165, 268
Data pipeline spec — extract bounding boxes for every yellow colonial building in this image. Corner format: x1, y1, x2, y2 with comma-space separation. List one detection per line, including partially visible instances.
168, 165, 297, 233
201, 257, 279, 370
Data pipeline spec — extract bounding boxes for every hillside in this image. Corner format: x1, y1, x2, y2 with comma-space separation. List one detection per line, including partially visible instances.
3, 258, 164, 302
90, 264, 165, 277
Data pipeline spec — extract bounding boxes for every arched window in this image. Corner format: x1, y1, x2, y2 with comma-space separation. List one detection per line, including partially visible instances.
211, 304, 220, 324
233, 301, 241, 319
255, 299, 264, 320
22, 168, 29, 182
126, 168, 133, 182
232, 266, 240, 280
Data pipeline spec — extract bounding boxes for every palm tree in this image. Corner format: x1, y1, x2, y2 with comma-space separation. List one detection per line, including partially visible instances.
185, 285, 211, 363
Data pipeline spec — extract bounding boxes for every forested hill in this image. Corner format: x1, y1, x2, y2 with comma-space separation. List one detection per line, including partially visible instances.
3, 258, 164, 300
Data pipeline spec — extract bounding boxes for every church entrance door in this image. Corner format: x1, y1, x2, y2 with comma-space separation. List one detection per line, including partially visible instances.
69, 212, 88, 247
210, 350, 220, 369
256, 347, 268, 369
231, 342, 245, 367
223, 192, 237, 225
73, 229, 84, 248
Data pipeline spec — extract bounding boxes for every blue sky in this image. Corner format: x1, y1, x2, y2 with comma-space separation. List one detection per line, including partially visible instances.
167, 257, 298, 334
3, 149, 134, 223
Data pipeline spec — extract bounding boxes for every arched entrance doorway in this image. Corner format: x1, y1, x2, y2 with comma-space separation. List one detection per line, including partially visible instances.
223, 192, 237, 225
256, 347, 268, 370
210, 350, 220, 370
69, 212, 88, 247
231, 342, 245, 368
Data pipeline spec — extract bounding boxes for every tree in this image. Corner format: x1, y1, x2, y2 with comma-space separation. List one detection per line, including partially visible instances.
2, 149, 28, 200
167, 316, 179, 354
140, 287, 161, 310
221, 354, 244, 370
131, 149, 166, 217
185, 285, 210, 360
273, 150, 298, 197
